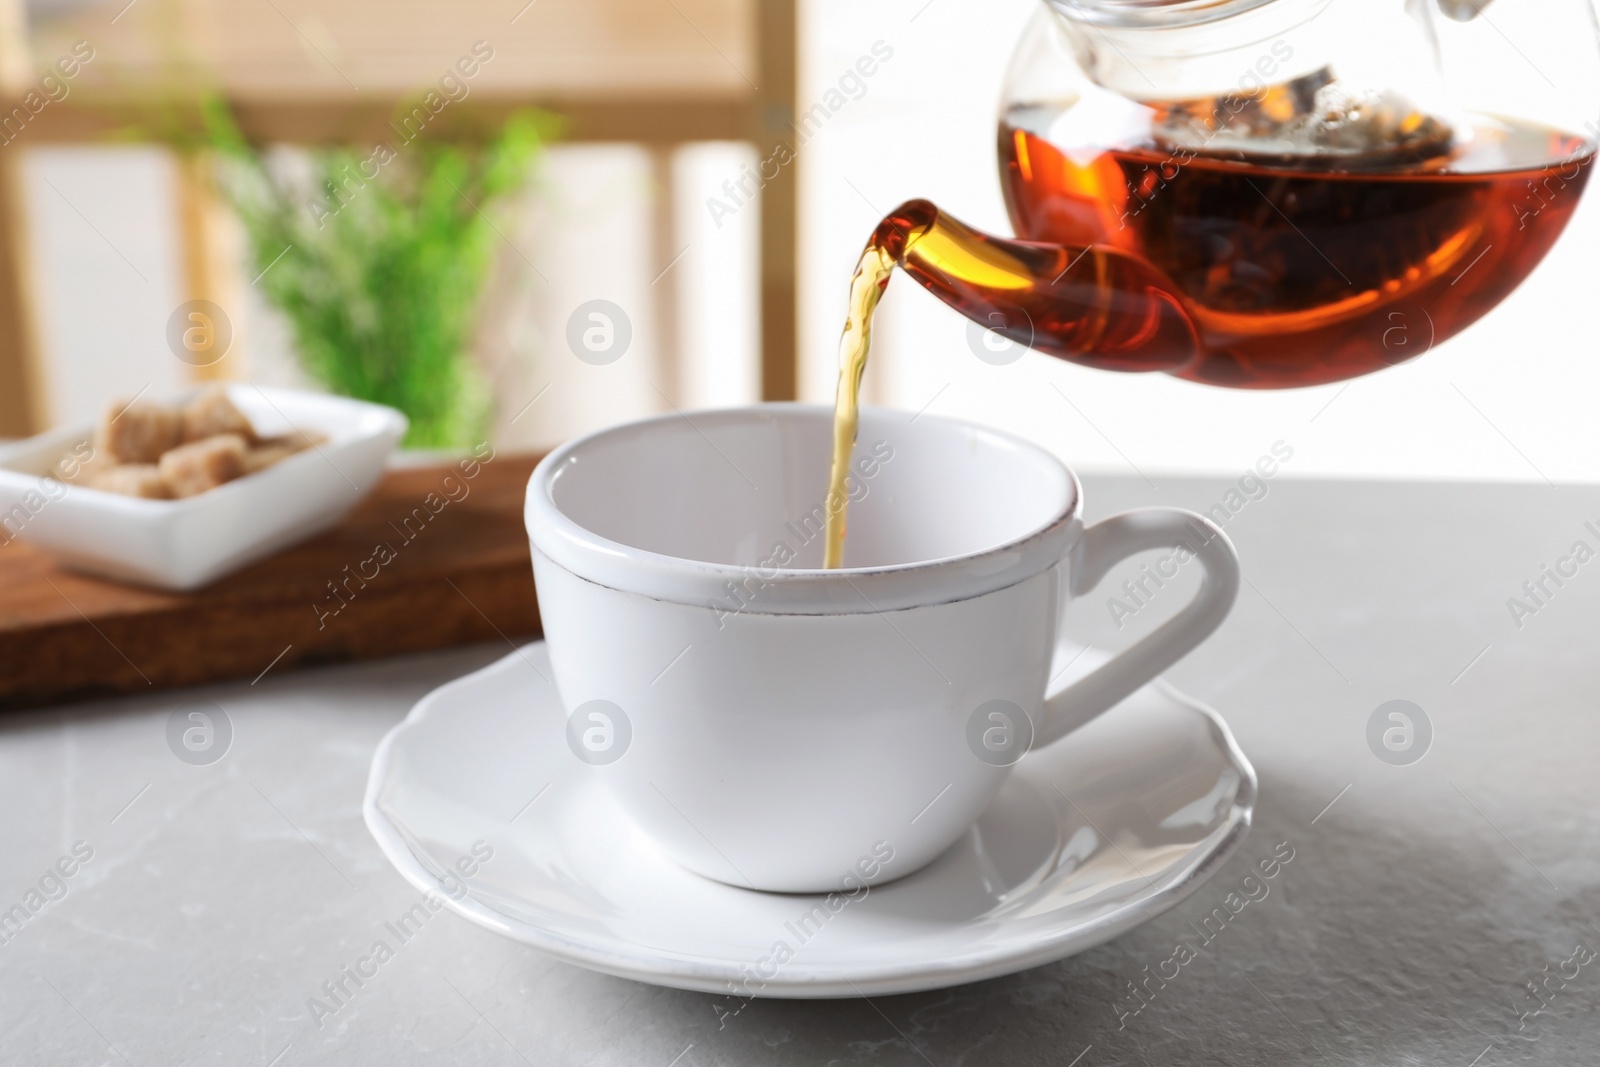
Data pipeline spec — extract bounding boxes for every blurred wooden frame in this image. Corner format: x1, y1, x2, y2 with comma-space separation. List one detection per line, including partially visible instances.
0, 0, 799, 436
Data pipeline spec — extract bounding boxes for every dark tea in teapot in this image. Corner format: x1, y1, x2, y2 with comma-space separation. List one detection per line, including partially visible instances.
1001, 109, 1591, 388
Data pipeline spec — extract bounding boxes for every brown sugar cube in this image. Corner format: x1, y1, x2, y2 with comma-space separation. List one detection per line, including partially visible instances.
181, 385, 257, 444
89, 464, 173, 499
158, 434, 248, 497
76, 449, 116, 482
240, 428, 327, 475
266, 428, 327, 452
239, 441, 297, 475
95, 398, 181, 463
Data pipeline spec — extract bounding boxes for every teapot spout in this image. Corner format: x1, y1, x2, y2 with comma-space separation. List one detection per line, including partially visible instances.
876, 199, 1198, 374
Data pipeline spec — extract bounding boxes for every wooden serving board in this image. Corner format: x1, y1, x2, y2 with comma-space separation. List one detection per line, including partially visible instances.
0, 452, 543, 711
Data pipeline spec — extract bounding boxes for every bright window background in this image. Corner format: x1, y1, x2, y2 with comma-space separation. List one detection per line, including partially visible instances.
20, 0, 1600, 483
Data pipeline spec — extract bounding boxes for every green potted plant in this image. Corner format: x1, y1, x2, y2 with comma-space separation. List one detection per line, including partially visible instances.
201, 100, 555, 449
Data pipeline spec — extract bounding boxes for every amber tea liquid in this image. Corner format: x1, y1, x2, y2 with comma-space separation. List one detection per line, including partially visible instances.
1001, 111, 1592, 388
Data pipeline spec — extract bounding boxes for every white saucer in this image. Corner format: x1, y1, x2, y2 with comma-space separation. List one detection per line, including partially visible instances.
363, 642, 1256, 998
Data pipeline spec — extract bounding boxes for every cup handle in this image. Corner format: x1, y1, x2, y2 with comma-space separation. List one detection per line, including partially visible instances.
1033, 509, 1240, 749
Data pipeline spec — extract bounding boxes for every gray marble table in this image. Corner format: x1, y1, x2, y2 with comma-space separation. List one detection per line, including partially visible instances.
3, 474, 1597, 1065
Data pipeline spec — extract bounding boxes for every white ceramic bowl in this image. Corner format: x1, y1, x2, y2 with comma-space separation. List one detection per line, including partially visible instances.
0, 386, 406, 590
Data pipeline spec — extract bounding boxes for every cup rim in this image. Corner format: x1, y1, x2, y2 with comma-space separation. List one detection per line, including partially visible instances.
525, 403, 1083, 615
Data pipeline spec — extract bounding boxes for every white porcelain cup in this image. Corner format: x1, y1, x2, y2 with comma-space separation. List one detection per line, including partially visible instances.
526, 404, 1239, 893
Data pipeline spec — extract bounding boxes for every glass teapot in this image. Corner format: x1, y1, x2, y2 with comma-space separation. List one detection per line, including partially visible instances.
872, 0, 1600, 387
